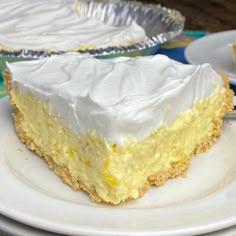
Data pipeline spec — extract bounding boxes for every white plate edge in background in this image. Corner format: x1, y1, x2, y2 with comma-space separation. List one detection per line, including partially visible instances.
185, 30, 236, 85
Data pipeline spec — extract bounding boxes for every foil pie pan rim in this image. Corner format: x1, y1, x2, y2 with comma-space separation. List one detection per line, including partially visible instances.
0, 0, 185, 58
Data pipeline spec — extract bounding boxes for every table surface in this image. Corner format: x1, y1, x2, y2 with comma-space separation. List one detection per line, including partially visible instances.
138, 0, 236, 32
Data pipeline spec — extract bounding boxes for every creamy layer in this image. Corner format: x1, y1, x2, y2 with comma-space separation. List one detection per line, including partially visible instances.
7, 54, 224, 144
10, 85, 227, 204
0, 0, 146, 51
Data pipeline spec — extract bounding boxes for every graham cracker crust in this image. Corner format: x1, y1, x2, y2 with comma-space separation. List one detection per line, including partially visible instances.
232, 41, 236, 62
3, 69, 234, 204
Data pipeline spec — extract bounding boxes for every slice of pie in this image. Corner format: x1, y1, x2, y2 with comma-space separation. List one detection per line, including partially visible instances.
3, 54, 233, 204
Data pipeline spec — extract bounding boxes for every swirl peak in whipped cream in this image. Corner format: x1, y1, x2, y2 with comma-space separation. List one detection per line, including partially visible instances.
7, 54, 223, 143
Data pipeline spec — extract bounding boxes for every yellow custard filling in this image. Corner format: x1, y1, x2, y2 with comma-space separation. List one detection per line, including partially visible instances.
9, 84, 230, 204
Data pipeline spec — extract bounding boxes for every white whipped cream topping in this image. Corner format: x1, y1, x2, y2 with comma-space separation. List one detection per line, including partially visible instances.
0, 0, 146, 51
7, 54, 223, 144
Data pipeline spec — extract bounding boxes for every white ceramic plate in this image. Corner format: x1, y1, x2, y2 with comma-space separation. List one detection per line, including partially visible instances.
1, 97, 236, 236
185, 30, 236, 85
0, 214, 61, 236
2, 214, 236, 236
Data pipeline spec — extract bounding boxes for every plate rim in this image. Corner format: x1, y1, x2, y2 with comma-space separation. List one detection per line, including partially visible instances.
0, 97, 236, 236
0, 213, 59, 236
185, 30, 236, 86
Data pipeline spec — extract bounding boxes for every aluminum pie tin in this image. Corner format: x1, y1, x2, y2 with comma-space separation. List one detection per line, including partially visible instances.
0, 0, 185, 60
